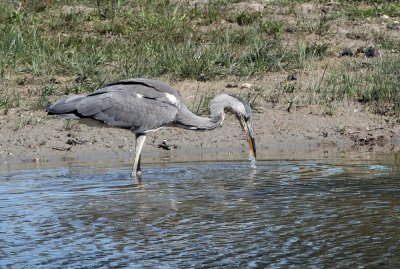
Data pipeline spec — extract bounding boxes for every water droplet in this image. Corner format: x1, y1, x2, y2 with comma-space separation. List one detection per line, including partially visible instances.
248, 154, 256, 169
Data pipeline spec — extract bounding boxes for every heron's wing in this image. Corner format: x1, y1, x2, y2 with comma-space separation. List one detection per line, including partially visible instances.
74, 84, 180, 133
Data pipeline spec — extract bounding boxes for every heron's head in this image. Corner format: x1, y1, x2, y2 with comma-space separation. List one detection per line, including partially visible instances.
227, 95, 257, 158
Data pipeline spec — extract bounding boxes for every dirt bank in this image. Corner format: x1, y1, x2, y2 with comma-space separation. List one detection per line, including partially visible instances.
1, 79, 399, 168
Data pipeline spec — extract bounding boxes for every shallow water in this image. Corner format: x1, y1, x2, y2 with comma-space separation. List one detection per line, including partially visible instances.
1, 158, 400, 268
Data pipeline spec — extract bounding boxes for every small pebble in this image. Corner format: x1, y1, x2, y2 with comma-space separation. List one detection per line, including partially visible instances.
241, 83, 253, 89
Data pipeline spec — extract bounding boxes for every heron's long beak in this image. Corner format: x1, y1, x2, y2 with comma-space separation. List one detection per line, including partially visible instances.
242, 119, 257, 158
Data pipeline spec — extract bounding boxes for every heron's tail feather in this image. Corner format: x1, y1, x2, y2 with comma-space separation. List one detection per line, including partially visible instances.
47, 95, 85, 119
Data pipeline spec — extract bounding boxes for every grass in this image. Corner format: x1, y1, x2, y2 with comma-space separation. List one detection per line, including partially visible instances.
239, 86, 265, 112
341, 2, 400, 19
35, 83, 58, 109
0, 0, 399, 119
0, 89, 20, 114
298, 42, 330, 67
373, 32, 400, 52
259, 20, 286, 38
192, 91, 216, 116
0, 1, 323, 84
310, 57, 400, 116
64, 119, 77, 131
15, 115, 33, 130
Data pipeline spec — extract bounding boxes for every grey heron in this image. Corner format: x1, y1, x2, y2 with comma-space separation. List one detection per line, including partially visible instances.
47, 78, 256, 178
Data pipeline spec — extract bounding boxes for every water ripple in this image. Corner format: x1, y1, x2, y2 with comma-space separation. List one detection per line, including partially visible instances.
0, 160, 399, 268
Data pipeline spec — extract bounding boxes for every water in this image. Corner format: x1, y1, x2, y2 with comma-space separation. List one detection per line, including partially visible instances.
1, 158, 400, 268
248, 153, 257, 169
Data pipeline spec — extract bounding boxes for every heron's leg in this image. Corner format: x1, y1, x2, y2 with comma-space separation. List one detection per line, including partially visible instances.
137, 155, 142, 173
132, 134, 146, 179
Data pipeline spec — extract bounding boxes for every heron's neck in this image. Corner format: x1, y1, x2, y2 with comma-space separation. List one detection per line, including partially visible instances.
174, 95, 231, 130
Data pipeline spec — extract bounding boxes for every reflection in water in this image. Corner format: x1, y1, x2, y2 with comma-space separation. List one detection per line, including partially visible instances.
0, 160, 399, 268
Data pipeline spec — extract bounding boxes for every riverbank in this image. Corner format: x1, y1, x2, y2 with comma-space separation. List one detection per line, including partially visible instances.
1, 78, 399, 167
1, 1, 399, 167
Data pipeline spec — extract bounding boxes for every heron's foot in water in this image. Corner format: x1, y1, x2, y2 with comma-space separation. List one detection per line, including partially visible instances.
132, 170, 142, 182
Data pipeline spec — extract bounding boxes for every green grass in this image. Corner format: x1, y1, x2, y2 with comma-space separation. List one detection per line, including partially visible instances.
0, 0, 399, 119
259, 20, 286, 38
15, 114, 33, 130
0, 89, 20, 114
35, 83, 58, 109
64, 119, 77, 131
191, 91, 216, 116
373, 32, 400, 52
0, 1, 325, 87
341, 2, 400, 18
311, 57, 400, 116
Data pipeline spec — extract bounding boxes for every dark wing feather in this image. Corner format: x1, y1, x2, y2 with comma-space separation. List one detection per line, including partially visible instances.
101, 78, 180, 97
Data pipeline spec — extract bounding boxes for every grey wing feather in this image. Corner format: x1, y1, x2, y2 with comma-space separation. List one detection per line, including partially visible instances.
47, 95, 85, 119
75, 97, 103, 117
47, 95, 85, 113
48, 79, 181, 133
